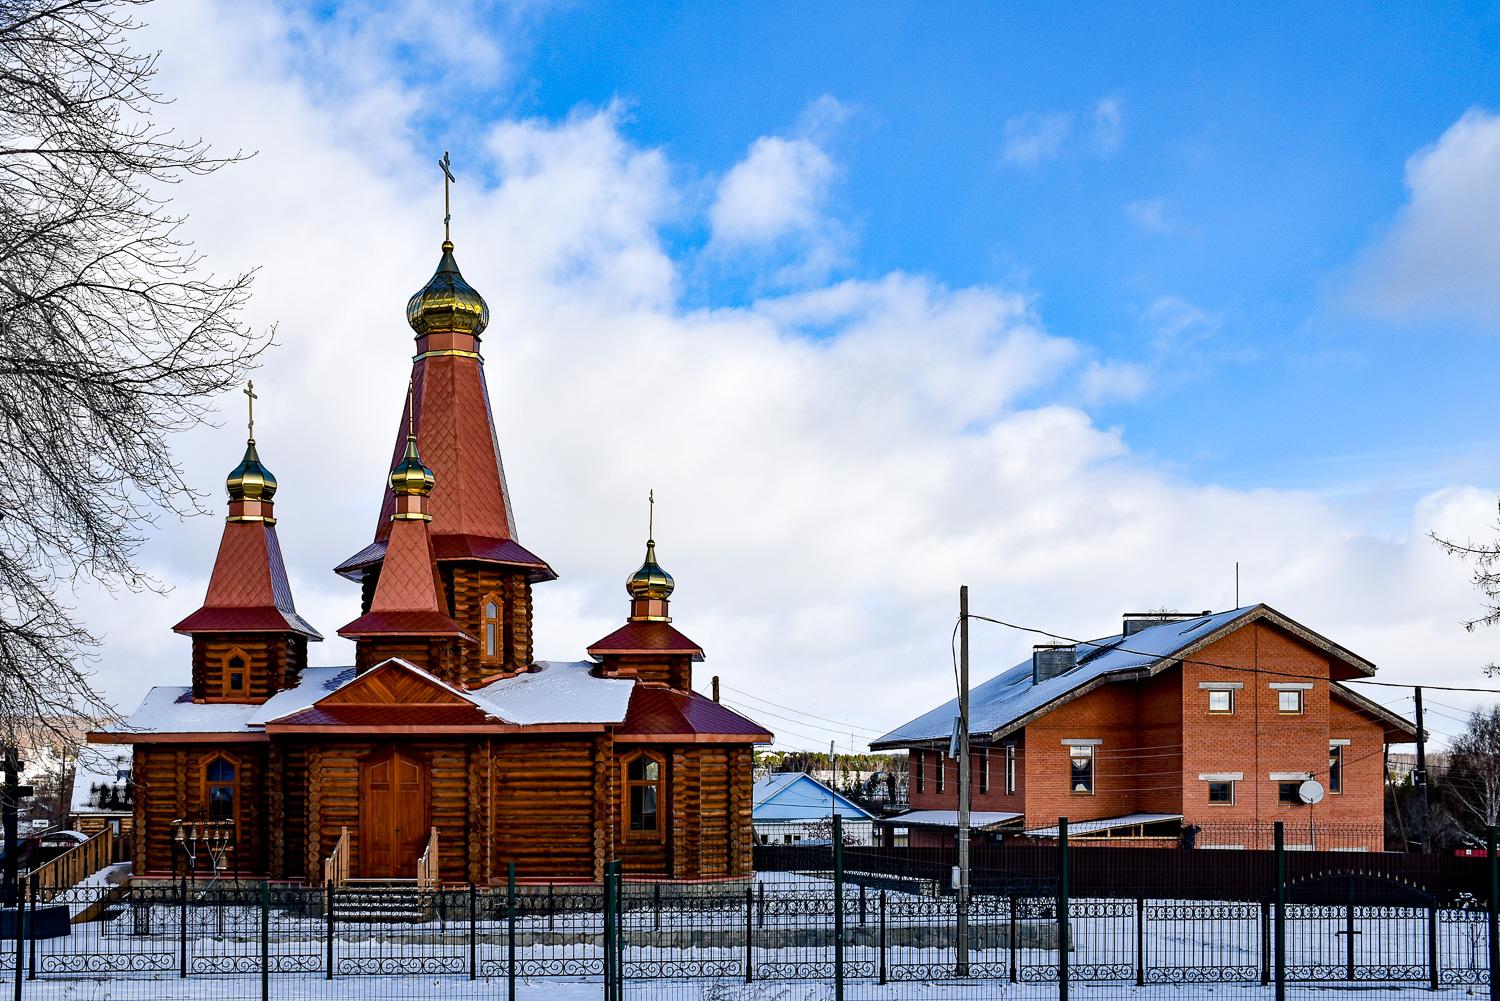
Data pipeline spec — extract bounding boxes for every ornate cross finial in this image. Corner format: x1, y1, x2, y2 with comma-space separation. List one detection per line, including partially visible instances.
406, 377, 417, 439
243, 381, 257, 442
648, 488, 654, 542
438, 151, 456, 244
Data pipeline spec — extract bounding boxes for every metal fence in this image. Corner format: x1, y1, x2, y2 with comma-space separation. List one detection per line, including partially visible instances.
4, 820, 1497, 1000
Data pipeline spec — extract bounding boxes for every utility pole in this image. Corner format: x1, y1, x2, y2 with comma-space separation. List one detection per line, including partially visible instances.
1414, 687, 1429, 853
956, 585, 971, 976
830, 740, 838, 830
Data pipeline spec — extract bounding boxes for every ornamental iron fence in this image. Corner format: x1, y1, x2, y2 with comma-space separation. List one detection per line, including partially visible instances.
2, 819, 1495, 1000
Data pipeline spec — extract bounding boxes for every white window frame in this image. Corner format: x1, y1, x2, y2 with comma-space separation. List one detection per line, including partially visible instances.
1277, 689, 1304, 714
1207, 688, 1235, 714
1068, 744, 1095, 796
1328, 741, 1345, 795
1206, 779, 1236, 805
1004, 744, 1017, 795
978, 747, 990, 794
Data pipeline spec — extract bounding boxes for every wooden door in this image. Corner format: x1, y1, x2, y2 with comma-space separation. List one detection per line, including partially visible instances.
359, 749, 429, 878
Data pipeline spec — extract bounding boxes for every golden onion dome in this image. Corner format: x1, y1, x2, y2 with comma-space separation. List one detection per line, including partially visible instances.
226, 440, 277, 501
406, 241, 490, 338
626, 539, 675, 601
390, 434, 436, 497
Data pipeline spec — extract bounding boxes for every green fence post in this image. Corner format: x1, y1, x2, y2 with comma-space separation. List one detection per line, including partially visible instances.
12, 869, 24, 1001
324, 881, 334, 981
615, 863, 625, 1001
602, 862, 613, 1001
260, 881, 270, 1001
1058, 818, 1069, 1001
26, 873, 35, 980
179, 877, 188, 979
1488, 825, 1498, 1001
507, 862, 517, 1001
468, 882, 477, 981
743, 883, 753, 984
1275, 820, 1286, 1001
833, 814, 845, 1001
1426, 900, 1438, 992
1135, 896, 1145, 986
878, 889, 887, 985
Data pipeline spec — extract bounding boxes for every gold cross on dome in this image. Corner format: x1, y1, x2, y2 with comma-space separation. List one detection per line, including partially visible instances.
243, 381, 257, 441
648, 488, 655, 541
438, 151, 456, 243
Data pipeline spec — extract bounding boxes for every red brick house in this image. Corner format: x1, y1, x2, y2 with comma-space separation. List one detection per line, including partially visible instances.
871, 607, 1415, 851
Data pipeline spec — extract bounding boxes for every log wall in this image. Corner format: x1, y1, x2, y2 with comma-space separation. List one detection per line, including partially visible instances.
447, 566, 532, 685
489, 737, 596, 880
131, 744, 269, 876
191, 634, 306, 702
602, 655, 693, 690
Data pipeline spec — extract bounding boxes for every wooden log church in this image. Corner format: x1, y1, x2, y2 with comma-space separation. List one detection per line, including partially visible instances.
92, 173, 772, 884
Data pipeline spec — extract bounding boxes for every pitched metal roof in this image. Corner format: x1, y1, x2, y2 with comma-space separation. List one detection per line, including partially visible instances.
871, 604, 1383, 749
751, 772, 875, 821
587, 620, 705, 660
173, 521, 321, 639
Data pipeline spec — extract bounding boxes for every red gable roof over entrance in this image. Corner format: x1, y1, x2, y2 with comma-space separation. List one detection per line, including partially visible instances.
618, 688, 772, 743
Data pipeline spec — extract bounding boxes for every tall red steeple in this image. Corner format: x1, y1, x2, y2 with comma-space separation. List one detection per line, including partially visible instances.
334, 162, 553, 584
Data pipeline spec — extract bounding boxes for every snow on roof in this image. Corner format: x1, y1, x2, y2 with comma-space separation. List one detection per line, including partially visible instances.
470, 661, 634, 725
101, 667, 353, 734
102, 659, 634, 736
752, 773, 875, 821
1024, 813, 1182, 838
878, 810, 1022, 830
873, 607, 1260, 748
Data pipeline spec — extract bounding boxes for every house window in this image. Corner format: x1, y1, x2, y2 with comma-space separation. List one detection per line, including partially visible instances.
1278, 781, 1301, 804
1207, 781, 1235, 805
624, 753, 664, 837
935, 752, 945, 793
978, 748, 989, 794
481, 593, 502, 662
914, 751, 924, 794
1005, 745, 1017, 795
204, 757, 237, 824
1278, 690, 1304, 714
1208, 689, 1234, 714
222, 650, 248, 697
1069, 746, 1094, 795
1329, 744, 1344, 795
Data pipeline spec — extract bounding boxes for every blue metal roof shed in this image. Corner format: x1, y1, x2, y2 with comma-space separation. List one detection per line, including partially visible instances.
752, 772, 876, 823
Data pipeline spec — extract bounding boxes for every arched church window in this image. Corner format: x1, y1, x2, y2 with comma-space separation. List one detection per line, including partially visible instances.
222, 649, 248, 697
624, 753, 664, 838
481, 592, 502, 663
204, 756, 237, 824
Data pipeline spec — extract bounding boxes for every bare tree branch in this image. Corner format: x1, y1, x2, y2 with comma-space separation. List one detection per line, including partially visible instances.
0, 0, 267, 747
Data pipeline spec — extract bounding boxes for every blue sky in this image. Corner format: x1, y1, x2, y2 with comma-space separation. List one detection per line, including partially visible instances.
84, 2, 1500, 748
470, 3, 1500, 509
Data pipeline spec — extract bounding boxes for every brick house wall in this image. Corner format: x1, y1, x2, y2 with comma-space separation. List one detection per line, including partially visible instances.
900, 620, 1391, 850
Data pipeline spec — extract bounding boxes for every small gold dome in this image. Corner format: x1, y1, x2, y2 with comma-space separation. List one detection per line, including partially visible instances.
390, 435, 436, 497
626, 540, 674, 601
406, 241, 490, 338
226, 440, 277, 501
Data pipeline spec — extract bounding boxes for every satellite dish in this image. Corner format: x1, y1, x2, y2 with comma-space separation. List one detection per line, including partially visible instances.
1298, 779, 1325, 805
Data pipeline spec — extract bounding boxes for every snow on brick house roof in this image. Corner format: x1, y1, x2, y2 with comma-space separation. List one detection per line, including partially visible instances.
871, 603, 1411, 749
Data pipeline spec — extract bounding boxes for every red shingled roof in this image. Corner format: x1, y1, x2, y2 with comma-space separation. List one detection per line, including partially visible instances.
338, 519, 467, 639
268, 704, 494, 728
334, 535, 554, 581
174, 521, 321, 639
587, 621, 705, 661
620, 688, 772, 741
337, 350, 554, 581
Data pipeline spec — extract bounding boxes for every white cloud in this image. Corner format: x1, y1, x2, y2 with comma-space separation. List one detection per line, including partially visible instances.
710, 136, 836, 246
1146, 294, 1221, 348
1091, 97, 1125, 156
706, 97, 851, 283
1349, 108, 1500, 328
75, 4, 1500, 753
1125, 197, 1175, 234
1000, 111, 1073, 166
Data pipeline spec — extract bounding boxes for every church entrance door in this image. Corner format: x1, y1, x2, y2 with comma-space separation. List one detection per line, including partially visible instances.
359, 749, 429, 878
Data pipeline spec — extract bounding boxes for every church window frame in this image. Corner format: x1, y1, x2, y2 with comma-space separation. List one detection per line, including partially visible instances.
621, 751, 666, 842
221, 648, 250, 698
480, 591, 503, 664
201, 754, 239, 827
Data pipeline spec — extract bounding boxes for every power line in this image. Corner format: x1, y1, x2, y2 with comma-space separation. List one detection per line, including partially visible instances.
721, 685, 885, 735
965, 611, 1500, 694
